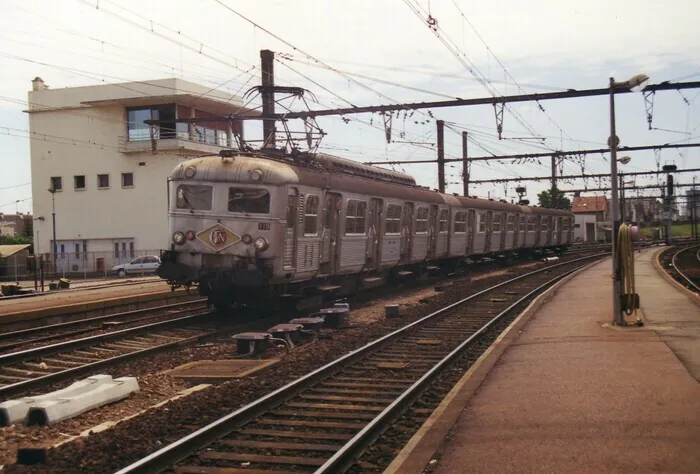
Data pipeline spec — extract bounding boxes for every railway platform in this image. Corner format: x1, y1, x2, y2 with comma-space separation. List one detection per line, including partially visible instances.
0, 278, 190, 327
388, 248, 700, 474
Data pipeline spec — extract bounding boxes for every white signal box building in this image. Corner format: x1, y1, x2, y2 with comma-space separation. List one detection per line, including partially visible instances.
28, 77, 256, 273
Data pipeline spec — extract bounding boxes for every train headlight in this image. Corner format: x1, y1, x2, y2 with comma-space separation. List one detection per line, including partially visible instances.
185, 230, 196, 241
253, 237, 269, 251
241, 234, 253, 245
172, 231, 186, 245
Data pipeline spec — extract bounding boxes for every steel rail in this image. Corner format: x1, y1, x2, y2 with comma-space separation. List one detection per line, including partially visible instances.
0, 299, 207, 350
671, 244, 700, 292
114, 252, 607, 474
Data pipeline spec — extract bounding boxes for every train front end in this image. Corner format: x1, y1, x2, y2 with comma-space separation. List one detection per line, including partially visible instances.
158, 154, 297, 309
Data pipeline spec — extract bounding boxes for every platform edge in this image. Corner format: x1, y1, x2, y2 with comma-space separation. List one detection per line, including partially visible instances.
651, 247, 700, 308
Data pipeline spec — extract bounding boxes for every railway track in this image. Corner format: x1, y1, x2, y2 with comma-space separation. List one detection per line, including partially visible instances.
114, 253, 606, 474
0, 309, 221, 401
0, 299, 208, 354
670, 244, 700, 292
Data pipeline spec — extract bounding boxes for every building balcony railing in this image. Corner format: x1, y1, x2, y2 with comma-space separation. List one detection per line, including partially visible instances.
118, 128, 234, 156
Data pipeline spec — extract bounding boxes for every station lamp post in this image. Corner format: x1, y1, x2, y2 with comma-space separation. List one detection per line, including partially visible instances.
48, 187, 57, 276
609, 73, 649, 326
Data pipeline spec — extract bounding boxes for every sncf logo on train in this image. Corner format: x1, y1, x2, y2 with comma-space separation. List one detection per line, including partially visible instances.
196, 224, 240, 251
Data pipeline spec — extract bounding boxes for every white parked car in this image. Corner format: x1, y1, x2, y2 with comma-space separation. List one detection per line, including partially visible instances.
112, 255, 161, 277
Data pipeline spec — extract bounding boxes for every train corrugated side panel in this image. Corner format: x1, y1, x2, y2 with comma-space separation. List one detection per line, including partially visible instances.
450, 234, 467, 256
436, 234, 449, 256
295, 238, 320, 272
340, 236, 367, 270
411, 234, 428, 261
381, 236, 401, 266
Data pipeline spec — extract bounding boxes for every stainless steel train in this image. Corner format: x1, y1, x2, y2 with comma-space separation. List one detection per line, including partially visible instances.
157, 150, 574, 309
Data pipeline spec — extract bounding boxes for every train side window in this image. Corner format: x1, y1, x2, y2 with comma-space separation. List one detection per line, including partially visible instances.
553, 218, 559, 232
562, 218, 569, 231
527, 216, 536, 232
478, 212, 486, 233
492, 213, 502, 232
345, 200, 367, 235
519, 216, 526, 232
416, 207, 429, 233
438, 209, 449, 233
454, 212, 467, 233
304, 195, 319, 235
541, 217, 549, 231
385, 204, 402, 235
507, 214, 515, 232
176, 184, 212, 211
228, 187, 270, 214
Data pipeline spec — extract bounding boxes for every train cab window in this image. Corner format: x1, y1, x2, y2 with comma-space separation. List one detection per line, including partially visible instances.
478, 212, 487, 233
228, 187, 270, 214
519, 216, 526, 232
438, 209, 449, 233
345, 200, 367, 235
527, 216, 536, 232
492, 213, 502, 232
415, 207, 429, 233
304, 195, 319, 235
454, 212, 467, 233
507, 215, 515, 232
385, 204, 402, 235
541, 217, 549, 231
176, 184, 212, 211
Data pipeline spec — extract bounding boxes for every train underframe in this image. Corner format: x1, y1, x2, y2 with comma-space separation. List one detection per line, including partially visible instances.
158, 245, 569, 312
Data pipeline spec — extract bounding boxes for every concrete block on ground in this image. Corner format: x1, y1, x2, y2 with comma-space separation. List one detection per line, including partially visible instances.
0, 374, 114, 426
26, 377, 139, 425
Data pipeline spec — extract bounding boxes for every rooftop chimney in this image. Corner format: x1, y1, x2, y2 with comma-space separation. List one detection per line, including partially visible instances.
32, 77, 48, 91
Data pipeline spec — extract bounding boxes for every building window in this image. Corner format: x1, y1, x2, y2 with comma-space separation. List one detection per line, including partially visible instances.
122, 173, 134, 188
438, 209, 449, 233
50, 176, 62, 192
415, 207, 429, 233
129, 242, 134, 258
345, 200, 367, 235
75, 243, 80, 259
574, 223, 581, 228
478, 213, 487, 233
114, 242, 119, 259
454, 211, 467, 233
493, 213, 502, 232
97, 174, 110, 189
177, 184, 213, 211
228, 188, 270, 214
127, 104, 176, 141
385, 204, 402, 234
507, 215, 515, 231
304, 195, 319, 235
74, 175, 86, 190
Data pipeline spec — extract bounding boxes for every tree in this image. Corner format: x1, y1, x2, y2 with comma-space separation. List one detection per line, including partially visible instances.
537, 188, 571, 210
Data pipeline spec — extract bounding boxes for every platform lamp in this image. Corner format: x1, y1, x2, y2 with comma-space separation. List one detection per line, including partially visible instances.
609, 73, 649, 326
48, 187, 57, 279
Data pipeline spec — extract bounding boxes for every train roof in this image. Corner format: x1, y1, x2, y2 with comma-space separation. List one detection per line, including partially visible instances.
170, 153, 573, 216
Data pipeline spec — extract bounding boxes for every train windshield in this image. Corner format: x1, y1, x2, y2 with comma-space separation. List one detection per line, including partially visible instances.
228, 187, 270, 214
176, 184, 212, 211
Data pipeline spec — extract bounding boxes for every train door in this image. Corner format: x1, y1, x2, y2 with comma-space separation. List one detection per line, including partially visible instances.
400, 202, 414, 262
484, 211, 492, 252
428, 205, 439, 259
366, 198, 383, 268
534, 215, 541, 247
513, 213, 520, 248
283, 188, 299, 271
467, 209, 476, 255
499, 212, 508, 250
320, 192, 341, 274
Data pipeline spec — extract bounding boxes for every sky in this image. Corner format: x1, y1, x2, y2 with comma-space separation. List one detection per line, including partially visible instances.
1, 0, 699, 215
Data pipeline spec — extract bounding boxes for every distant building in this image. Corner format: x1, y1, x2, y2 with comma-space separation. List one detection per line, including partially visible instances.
28, 77, 257, 273
572, 196, 609, 242
621, 197, 661, 224
0, 213, 33, 237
